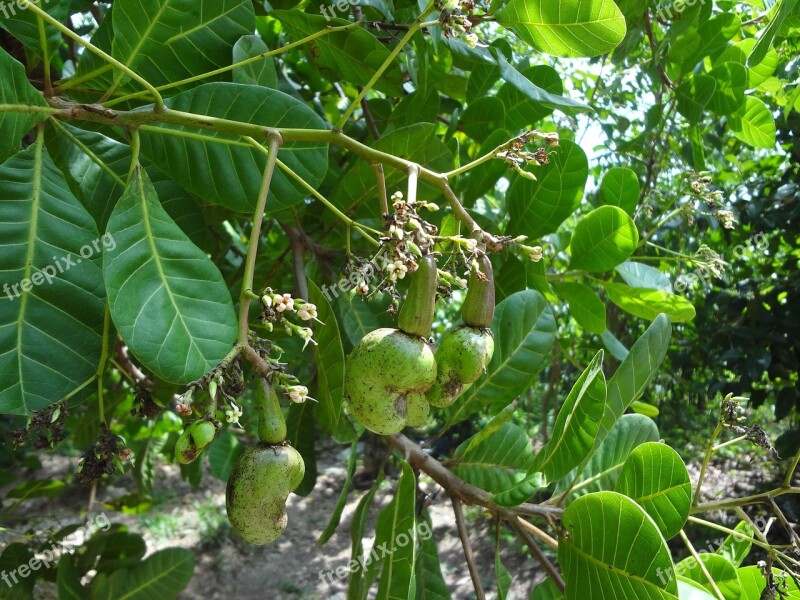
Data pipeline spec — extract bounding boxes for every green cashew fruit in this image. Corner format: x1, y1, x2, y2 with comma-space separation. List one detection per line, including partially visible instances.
226, 443, 305, 545
256, 378, 287, 444
428, 254, 495, 408
427, 326, 494, 408
345, 255, 438, 434
175, 419, 217, 464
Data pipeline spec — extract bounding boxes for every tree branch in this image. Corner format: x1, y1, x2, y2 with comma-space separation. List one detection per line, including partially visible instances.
451, 497, 486, 600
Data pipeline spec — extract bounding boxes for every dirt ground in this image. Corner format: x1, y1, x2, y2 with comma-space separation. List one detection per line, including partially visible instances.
3, 441, 789, 600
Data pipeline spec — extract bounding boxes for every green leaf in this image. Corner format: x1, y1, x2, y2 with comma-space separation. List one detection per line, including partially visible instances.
0, 0, 70, 61
103, 167, 237, 384
317, 440, 358, 546
6, 479, 65, 499
273, 10, 403, 96
415, 511, 451, 600
337, 295, 382, 347
534, 350, 607, 481
615, 262, 673, 293
708, 63, 747, 116
492, 471, 545, 507
554, 414, 660, 501
670, 14, 741, 74
232, 35, 278, 88
91, 548, 195, 600
729, 96, 777, 149
676, 75, 717, 125
552, 281, 606, 333
717, 522, 753, 567
747, 0, 799, 67
347, 477, 383, 599
132, 432, 165, 493
445, 290, 557, 425
601, 282, 696, 322
596, 314, 671, 446
676, 554, 741, 600
452, 423, 535, 494
371, 462, 417, 600
559, 491, 678, 599
332, 124, 453, 218
615, 442, 692, 540
56, 555, 88, 600
569, 206, 639, 272
109, 0, 254, 90
507, 139, 589, 239
0, 543, 35, 598
207, 431, 245, 481
309, 279, 357, 442
286, 399, 317, 496
139, 83, 328, 213
0, 49, 49, 165
677, 577, 718, 600
497, 0, 627, 58
530, 579, 565, 599
737, 565, 800, 599
0, 139, 105, 415
599, 167, 640, 216
496, 553, 512, 600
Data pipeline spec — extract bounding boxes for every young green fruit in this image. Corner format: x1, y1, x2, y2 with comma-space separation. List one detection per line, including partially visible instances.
226, 443, 305, 545
397, 255, 438, 338
345, 328, 436, 435
461, 254, 495, 328
175, 419, 217, 464
427, 326, 494, 408
256, 378, 286, 444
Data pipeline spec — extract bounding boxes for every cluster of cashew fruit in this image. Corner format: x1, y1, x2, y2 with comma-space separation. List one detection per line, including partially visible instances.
174, 378, 305, 545
345, 253, 495, 435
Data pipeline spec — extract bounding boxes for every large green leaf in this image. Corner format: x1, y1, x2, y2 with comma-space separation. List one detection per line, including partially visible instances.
110, 0, 254, 90
332, 124, 453, 218
676, 75, 717, 125
552, 282, 607, 334
615, 442, 692, 540
716, 522, 753, 567
0, 0, 70, 60
738, 565, 800, 599
286, 399, 317, 496
554, 414, 660, 501
531, 579, 565, 599
495, 65, 564, 131
596, 314, 671, 446
337, 295, 382, 348
729, 96, 777, 149
370, 461, 417, 600
0, 49, 48, 164
615, 262, 672, 293
91, 548, 195, 600
569, 206, 639, 272
139, 83, 328, 213
533, 351, 606, 481
347, 478, 383, 599
708, 63, 747, 117
207, 430, 245, 481
56, 555, 88, 600
676, 554, 740, 600
507, 139, 588, 239
602, 281, 696, 322
599, 167, 640, 216
103, 167, 237, 384
445, 290, 556, 425
747, 0, 799, 67
0, 139, 105, 415
497, 0, 627, 58
272, 10, 403, 96
232, 35, 278, 88
415, 511, 451, 600
308, 279, 356, 442
317, 440, 358, 546
559, 491, 678, 599
452, 422, 535, 494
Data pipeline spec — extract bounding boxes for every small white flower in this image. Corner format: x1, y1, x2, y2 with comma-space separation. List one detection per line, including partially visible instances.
296, 326, 317, 350
225, 402, 243, 425
356, 281, 369, 295
286, 385, 309, 403
297, 303, 318, 321
272, 293, 295, 313
386, 260, 408, 282
528, 245, 543, 262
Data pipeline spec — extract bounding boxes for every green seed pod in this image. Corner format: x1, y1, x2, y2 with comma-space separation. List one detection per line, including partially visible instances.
226, 443, 305, 545
256, 378, 286, 445
175, 419, 217, 464
427, 325, 494, 408
345, 328, 436, 435
461, 254, 495, 329
397, 255, 438, 338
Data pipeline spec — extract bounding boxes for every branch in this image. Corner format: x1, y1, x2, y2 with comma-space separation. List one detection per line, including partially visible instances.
510, 518, 565, 593
451, 497, 486, 600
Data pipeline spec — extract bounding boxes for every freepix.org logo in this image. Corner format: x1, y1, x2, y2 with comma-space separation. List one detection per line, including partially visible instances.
0, 0, 51, 20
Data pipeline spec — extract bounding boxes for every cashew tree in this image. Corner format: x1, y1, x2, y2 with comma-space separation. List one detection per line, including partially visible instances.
0, 0, 799, 598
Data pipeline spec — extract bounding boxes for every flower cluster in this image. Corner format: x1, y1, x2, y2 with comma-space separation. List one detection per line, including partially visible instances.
259, 290, 321, 349
438, 0, 482, 48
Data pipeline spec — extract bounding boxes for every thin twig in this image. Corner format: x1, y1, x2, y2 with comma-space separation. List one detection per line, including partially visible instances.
510, 518, 565, 592
451, 497, 486, 600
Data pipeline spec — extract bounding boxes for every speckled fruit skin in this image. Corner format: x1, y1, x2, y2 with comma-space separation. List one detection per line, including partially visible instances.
226, 443, 305, 545
345, 328, 437, 435
427, 326, 494, 408
175, 420, 216, 464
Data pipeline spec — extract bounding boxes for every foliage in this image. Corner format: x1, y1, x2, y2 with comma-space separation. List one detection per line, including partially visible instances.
0, 0, 798, 598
